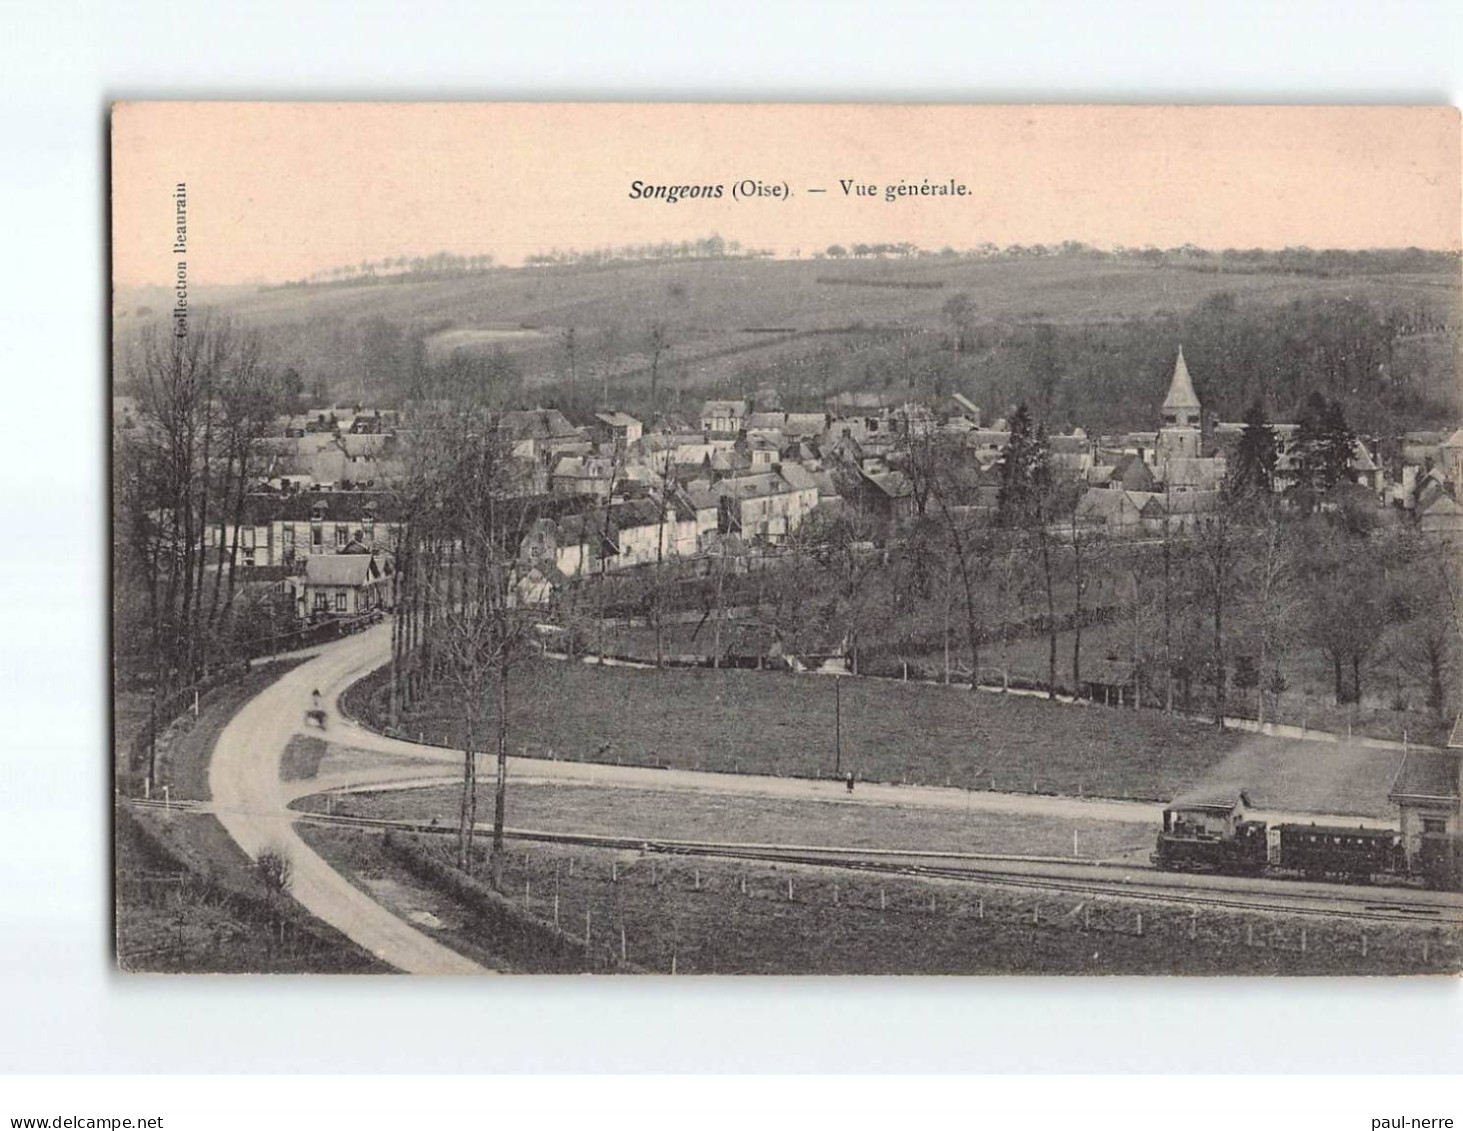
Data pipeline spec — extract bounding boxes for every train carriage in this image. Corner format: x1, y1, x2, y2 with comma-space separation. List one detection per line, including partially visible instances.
1276, 823, 1403, 882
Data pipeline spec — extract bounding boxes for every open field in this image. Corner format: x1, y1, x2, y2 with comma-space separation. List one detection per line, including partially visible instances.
602, 610, 1448, 748
201, 257, 1461, 338
116, 256, 1460, 421
293, 779, 1154, 861
1185, 740, 1401, 819
347, 656, 1401, 813
300, 827, 1460, 975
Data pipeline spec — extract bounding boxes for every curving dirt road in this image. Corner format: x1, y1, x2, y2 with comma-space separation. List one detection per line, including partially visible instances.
208, 622, 486, 975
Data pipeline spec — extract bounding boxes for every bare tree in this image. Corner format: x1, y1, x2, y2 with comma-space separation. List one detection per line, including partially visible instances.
646, 321, 671, 414
560, 326, 579, 406
1068, 512, 1103, 698
1236, 500, 1299, 728
118, 316, 285, 700
1192, 486, 1241, 725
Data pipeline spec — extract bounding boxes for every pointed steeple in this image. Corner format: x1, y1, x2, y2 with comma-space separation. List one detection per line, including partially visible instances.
1162, 346, 1200, 412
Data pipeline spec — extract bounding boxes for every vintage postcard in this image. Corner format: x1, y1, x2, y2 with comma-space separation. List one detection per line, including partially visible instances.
111, 103, 1463, 975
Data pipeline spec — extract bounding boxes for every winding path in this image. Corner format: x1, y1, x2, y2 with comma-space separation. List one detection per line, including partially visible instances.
208, 621, 486, 975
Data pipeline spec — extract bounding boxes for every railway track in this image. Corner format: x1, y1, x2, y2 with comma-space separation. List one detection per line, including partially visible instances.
296, 810, 1463, 927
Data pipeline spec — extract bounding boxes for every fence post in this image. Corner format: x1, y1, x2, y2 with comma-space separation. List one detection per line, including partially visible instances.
740, 874, 747, 895
880, 887, 886, 911
584, 909, 591, 952
1360, 932, 1367, 958
787, 878, 794, 901
1300, 927, 1307, 954
833, 882, 839, 906
620, 925, 627, 962
1247, 923, 1254, 947
694, 869, 700, 891
612, 861, 617, 883
553, 894, 560, 929
978, 898, 984, 921
1136, 911, 1143, 937
1072, 829, 1080, 858
1189, 908, 1198, 940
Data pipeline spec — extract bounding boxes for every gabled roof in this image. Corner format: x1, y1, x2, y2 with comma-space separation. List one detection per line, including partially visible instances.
783, 413, 830, 437
778, 463, 818, 492
712, 472, 787, 501
1161, 457, 1226, 490
1076, 487, 1141, 524
1441, 428, 1463, 450
810, 470, 841, 499
1389, 749, 1461, 803
1143, 489, 1219, 515
500, 408, 582, 441
685, 484, 718, 512
1169, 786, 1252, 812
1350, 440, 1379, 473
304, 554, 380, 587
242, 491, 395, 524
552, 454, 616, 479
1163, 347, 1200, 411
1419, 490, 1463, 517
863, 468, 912, 499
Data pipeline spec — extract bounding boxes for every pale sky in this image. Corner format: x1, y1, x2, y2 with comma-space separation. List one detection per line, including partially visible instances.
112, 103, 1461, 287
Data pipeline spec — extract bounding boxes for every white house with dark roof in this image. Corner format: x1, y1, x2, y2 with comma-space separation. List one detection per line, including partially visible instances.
700, 399, 748, 434
300, 552, 390, 617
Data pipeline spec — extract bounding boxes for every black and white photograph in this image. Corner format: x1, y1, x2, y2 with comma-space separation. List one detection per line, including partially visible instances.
109, 102, 1463, 977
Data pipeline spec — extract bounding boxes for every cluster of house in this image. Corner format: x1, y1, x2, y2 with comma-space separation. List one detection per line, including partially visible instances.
151, 343, 1463, 618
255, 407, 405, 491
502, 400, 920, 592
1069, 348, 1463, 537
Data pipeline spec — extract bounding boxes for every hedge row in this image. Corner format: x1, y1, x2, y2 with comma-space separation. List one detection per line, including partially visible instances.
382, 832, 643, 974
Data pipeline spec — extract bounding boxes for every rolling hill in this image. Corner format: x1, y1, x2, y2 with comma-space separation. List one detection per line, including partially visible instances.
112, 254, 1462, 428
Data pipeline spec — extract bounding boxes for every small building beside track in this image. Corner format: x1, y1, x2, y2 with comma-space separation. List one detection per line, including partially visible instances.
1387, 726, 1462, 871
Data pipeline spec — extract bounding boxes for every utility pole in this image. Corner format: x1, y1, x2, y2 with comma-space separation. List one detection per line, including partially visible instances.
835, 675, 842, 777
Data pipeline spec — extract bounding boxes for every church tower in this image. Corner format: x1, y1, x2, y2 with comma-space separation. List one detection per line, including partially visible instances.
1157, 346, 1202, 465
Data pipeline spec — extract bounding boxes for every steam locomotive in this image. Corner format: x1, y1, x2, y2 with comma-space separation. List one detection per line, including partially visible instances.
1150, 791, 1454, 888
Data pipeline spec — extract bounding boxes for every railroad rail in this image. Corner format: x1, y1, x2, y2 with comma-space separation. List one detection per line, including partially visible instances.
294, 810, 1463, 927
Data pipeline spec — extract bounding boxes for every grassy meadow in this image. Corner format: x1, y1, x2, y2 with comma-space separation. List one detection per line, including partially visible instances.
352, 656, 1298, 804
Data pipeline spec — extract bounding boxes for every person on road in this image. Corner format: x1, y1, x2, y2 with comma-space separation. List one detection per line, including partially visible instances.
845, 770, 855, 794
311, 688, 322, 711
